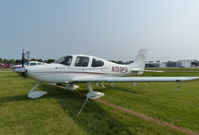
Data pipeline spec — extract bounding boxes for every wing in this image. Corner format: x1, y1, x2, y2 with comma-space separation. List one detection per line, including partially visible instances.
131, 69, 164, 73
70, 77, 199, 83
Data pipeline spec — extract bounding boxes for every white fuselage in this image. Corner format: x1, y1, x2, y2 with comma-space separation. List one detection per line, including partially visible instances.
26, 54, 139, 83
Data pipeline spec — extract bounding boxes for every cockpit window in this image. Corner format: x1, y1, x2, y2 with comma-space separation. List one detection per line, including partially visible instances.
24, 62, 29, 65
30, 63, 36, 66
92, 58, 104, 67
55, 56, 72, 66
75, 56, 89, 67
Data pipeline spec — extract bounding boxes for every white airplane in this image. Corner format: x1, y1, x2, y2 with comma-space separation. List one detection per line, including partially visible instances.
25, 49, 199, 100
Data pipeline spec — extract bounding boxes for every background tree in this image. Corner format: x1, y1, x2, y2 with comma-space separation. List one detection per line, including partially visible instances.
30, 58, 37, 61
37, 59, 43, 62
3, 59, 7, 64
30, 58, 43, 62
15, 59, 22, 64
44, 59, 55, 63
8, 59, 15, 64
0, 58, 2, 63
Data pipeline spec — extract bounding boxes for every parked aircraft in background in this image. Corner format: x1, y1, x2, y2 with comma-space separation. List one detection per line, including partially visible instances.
13, 61, 45, 73
0, 63, 12, 68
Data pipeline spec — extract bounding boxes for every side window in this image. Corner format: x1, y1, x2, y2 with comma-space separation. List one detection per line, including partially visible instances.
75, 57, 89, 67
25, 62, 29, 66
92, 58, 104, 67
55, 56, 72, 66
30, 63, 36, 66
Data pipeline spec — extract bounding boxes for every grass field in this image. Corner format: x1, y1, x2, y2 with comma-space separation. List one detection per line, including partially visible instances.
1, 69, 199, 135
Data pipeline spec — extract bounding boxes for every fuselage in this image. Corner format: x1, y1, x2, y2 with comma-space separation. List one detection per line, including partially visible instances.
26, 54, 139, 83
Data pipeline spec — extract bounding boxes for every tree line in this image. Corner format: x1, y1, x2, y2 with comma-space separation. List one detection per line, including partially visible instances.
0, 57, 133, 65
0, 58, 55, 64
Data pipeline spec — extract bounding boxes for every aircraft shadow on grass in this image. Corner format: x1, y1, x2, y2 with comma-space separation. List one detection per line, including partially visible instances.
102, 85, 141, 94
0, 94, 28, 104
0, 83, 134, 135
39, 84, 134, 135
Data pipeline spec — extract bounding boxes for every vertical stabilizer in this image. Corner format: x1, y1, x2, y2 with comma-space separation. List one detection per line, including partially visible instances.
129, 49, 147, 70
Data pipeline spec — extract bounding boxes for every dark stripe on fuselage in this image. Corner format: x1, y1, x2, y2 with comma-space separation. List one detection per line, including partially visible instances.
32, 71, 106, 74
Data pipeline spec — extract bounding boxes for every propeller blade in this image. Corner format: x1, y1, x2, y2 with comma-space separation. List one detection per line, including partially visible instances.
22, 49, 25, 67
20, 49, 27, 78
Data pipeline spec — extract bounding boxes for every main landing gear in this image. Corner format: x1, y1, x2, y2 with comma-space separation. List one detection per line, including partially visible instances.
27, 82, 47, 99
86, 83, 104, 99
27, 82, 104, 118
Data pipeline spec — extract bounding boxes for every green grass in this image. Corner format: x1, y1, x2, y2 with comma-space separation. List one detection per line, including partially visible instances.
1, 69, 199, 135
0, 68, 12, 71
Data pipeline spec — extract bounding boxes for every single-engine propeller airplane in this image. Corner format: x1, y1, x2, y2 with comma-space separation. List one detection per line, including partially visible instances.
25, 49, 199, 117
26, 49, 199, 100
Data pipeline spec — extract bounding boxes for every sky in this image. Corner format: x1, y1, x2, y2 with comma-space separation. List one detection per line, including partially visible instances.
1, 0, 199, 62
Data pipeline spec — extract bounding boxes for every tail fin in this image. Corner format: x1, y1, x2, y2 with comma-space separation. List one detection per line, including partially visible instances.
129, 49, 147, 70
